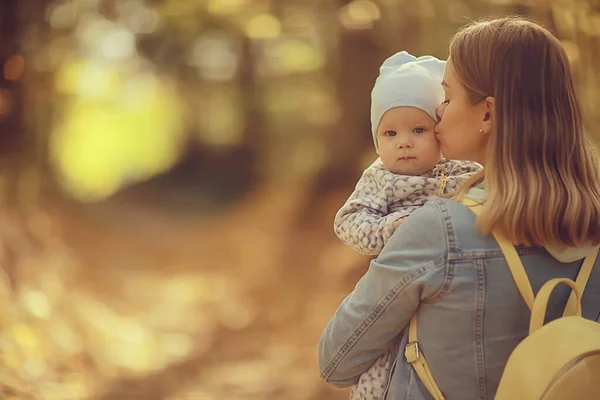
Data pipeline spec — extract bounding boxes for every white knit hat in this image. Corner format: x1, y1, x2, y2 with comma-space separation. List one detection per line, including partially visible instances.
370, 51, 446, 149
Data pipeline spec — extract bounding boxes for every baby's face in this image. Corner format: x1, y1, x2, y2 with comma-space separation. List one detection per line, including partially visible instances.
376, 107, 441, 175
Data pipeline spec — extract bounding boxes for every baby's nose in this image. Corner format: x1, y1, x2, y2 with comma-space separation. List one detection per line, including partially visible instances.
397, 139, 412, 148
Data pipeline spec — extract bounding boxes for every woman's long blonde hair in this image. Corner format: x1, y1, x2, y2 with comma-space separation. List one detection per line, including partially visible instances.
451, 16, 600, 247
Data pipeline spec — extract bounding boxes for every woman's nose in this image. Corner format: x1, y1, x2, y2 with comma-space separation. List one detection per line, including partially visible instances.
434, 108, 443, 135
436, 104, 444, 121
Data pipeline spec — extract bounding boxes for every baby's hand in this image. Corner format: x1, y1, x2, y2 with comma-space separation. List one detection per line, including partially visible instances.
392, 217, 406, 229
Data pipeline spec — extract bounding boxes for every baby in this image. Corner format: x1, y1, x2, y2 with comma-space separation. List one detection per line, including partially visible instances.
335, 51, 481, 256
334, 51, 482, 399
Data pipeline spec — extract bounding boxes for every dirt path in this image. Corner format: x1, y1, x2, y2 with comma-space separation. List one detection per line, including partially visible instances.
0, 179, 370, 399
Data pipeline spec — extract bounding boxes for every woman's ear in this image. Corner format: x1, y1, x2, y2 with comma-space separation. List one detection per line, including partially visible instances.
481, 96, 495, 134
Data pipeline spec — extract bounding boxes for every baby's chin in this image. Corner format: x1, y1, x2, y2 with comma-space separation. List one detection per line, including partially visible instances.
384, 161, 437, 176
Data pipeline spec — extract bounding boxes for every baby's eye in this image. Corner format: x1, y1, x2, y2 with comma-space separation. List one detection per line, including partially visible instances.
385, 130, 397, 137
413, 127, 426, 134
441, 100, 450, 105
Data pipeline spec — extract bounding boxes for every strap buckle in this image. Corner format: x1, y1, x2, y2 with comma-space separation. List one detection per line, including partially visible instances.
404, 341, 421, 364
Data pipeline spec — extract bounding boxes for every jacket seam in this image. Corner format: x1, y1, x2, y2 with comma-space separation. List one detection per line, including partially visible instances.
424, 201, 453, 303
432, 200, 458, 255
423, 260, 454, 304
447, 248, 546, 261
475, 259, 487, 398
430, 198, 547, 261
320, 259, 446, 381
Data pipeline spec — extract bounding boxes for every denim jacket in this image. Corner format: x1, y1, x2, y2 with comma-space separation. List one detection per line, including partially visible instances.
318, 198, 600, 399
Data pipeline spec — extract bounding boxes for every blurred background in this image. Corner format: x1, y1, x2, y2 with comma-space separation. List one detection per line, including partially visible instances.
0, 0, 598, 398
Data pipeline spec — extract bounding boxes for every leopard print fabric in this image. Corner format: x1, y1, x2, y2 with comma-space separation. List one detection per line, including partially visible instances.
334, 158, 482, 256
349, 351, 394, 400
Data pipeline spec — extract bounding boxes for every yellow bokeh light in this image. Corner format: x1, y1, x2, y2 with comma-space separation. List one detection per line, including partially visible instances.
51, 62, 188, 202
245, 14, 281, 39
23, 290, 51, 320
207, 0, 249, 16
347, 0, 381, 22
48, 2, 77, 29
277, 39, 323, 73
10, 324, 42, 350
55, 60, 122, 100
339, 0, 381, 30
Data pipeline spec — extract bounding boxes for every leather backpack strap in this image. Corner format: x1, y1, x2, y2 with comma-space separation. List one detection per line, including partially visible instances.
405, 315, 445, 400
563, 247, 598, 315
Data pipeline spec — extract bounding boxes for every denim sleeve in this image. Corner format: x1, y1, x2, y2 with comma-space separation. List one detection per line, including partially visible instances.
318, 201, 449, 387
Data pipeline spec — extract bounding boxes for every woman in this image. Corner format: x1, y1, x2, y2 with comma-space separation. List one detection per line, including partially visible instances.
318, 16, 600, 399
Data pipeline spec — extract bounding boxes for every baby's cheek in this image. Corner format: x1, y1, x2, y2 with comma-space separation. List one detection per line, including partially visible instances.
429, 135, 442, 150
379, 156, 397, 172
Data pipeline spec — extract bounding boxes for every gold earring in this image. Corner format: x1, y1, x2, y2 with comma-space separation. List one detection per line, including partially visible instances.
479, 129, 484, 133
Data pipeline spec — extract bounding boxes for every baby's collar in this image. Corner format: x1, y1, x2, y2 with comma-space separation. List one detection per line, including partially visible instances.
429, 158, 450, 178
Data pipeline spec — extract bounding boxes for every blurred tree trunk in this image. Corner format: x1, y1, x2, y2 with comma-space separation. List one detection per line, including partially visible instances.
0, 0, 25, 163
379, 0, 425, 55
547, 0, 600, 134
0, 0, 50, 289
16, 0, 56, 190
194, 31, 263, 201
0, 0, 35, 210
145, 17, 264, 210
309, 1, 381, 195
